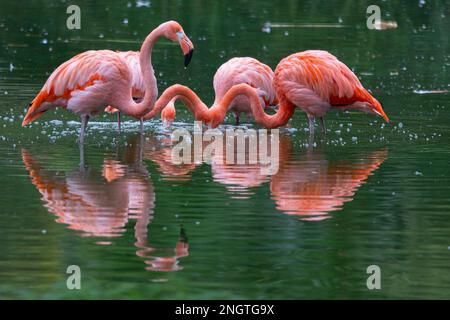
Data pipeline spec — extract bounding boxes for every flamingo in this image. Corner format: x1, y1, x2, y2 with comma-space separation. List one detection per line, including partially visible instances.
21, 20, 194, 144
148, 57, 277, 127
144, 50, 389, 134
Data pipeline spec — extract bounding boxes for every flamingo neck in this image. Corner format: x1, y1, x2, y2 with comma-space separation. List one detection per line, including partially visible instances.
143, 84, 209, 121
214, 84, 295, 129
118, 26, 165, 118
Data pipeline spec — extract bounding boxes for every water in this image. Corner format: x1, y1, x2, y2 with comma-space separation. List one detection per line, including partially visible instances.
1, 0, 450, 299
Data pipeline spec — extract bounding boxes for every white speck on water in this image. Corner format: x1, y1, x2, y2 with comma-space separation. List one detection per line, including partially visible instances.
122, 18, 129, 24
398, 122, 403, 129
49, 120, 63, 126
136, 0, 151, 8
41, 229, 47, 235
352, 136, 358, 142
415, 171, 423, 176
285, 127, 297, 133
9, 63, 14, 72
195, 221, 200, 225
261, 22, 271, 33
41, 38, 48, 44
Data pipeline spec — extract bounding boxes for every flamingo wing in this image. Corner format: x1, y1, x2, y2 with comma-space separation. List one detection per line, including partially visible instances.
23, 50, 128, 125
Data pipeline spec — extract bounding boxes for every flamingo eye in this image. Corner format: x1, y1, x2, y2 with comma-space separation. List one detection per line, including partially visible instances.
176, 31, 184, 40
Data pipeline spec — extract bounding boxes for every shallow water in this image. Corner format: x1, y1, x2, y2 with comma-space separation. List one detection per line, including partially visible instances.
1, 1, 450, 299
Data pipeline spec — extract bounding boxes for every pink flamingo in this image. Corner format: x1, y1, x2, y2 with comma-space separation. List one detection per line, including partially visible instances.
159, 57, 276, 128
22, 21, 194, 143
144, 50, 389, 134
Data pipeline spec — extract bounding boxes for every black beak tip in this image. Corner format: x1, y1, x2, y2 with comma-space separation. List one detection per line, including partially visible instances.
184, 48, 194, 67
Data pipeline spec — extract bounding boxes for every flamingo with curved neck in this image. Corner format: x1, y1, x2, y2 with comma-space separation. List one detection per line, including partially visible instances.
22, 20, 194, 143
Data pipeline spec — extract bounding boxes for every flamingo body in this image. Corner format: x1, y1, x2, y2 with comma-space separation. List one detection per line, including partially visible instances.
212, 57, 276, 116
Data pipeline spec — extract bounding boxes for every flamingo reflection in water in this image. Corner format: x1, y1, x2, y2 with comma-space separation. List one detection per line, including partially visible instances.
270, 138, 388, 221
142, 135, 197, 182
21, 137, 189, 272
208, 135, 387, 220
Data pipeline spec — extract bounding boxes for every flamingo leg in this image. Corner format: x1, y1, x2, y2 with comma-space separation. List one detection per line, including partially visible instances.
78, 114, 90, 145
139, 117, 144, 135
234, 112, 240, 125
308, 114, 315, 137
79, 142, 85, 171
320, 117, 326, 135
117, 112, 121, 133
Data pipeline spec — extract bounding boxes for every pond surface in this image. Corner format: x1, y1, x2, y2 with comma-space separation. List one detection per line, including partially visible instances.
1, 0, 450, 299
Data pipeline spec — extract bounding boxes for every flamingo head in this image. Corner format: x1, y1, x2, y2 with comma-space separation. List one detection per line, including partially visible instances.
206, 110, 223, 129
163, 21, 194, 67
161, 99, 176, 129
352, 100, 389, 123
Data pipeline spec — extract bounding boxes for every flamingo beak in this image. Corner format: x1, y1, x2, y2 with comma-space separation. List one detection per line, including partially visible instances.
177, 32, 194, 67
372, 103, 389, 123
367, 97, 389, 123
22, 110, 44, 126
184, 48, 194, 67
374, 109, 390, 123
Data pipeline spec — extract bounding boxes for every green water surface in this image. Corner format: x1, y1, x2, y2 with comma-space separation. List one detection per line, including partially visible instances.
1, 0, 450, 299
